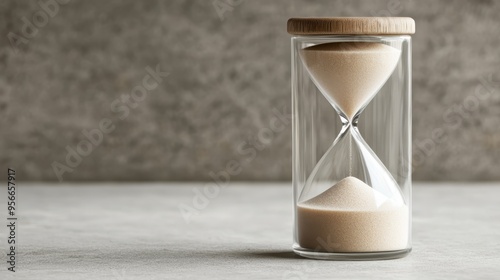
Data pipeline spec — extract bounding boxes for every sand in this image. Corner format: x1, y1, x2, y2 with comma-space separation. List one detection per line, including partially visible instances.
297, 176, 408, 252
300, 42, 401, 120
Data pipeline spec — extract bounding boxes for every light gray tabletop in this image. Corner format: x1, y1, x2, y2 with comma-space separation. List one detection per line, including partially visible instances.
1, 183, 499, 280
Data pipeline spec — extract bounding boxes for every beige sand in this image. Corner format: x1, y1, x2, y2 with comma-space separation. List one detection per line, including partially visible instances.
300, 42, 400, 120
297, 177, 408, 252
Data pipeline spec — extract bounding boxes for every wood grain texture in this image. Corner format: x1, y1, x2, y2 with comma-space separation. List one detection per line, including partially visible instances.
288, 17, 415, 35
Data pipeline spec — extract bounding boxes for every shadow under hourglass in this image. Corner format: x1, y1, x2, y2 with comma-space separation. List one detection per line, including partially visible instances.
231, 250, 300, 260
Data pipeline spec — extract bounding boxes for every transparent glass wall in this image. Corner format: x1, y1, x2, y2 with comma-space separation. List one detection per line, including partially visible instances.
291, 35, 412, 260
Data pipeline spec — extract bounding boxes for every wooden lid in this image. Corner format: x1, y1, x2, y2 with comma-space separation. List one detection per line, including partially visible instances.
287, 17, 415, 35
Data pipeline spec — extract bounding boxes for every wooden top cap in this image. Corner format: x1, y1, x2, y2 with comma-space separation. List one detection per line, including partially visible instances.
287, 17, 415, 35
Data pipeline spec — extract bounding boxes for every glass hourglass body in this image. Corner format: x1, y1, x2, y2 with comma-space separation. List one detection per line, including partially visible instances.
290, 18, 413, 260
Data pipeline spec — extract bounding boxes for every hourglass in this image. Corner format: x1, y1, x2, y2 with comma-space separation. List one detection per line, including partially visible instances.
296, 42, 408, 254
288, 16, 414, 260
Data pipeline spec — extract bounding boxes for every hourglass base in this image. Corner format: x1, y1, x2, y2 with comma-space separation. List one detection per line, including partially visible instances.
292, 245, 411, 261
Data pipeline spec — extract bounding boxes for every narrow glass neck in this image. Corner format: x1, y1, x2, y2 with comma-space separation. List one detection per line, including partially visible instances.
340, 115, 359, 127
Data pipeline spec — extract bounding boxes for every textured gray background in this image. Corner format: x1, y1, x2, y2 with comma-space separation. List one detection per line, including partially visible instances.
1, 0, 499, 182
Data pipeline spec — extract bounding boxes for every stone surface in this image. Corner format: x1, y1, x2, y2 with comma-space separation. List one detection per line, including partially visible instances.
1, 1, 500, 181
0, 182, 499, 279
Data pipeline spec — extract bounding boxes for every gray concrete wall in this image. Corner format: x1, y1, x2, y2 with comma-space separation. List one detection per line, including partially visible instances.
1, 0, 499, 181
